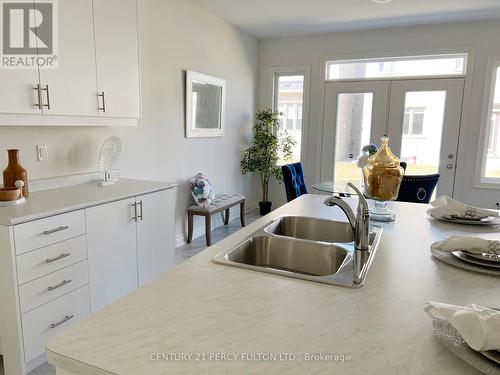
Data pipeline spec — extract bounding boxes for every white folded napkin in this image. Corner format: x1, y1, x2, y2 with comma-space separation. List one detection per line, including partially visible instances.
431, 236, 500, 255
425, 301, 500, 351
428, 195, 499, 219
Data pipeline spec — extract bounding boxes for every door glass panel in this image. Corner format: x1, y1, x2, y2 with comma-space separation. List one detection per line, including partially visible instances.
275, 74, 304, 163
334, 93, 373, 191
400, 91, 447, 175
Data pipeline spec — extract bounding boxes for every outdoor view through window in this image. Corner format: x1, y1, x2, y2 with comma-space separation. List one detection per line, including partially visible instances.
276, 75, 304, 163
485, 67, 500, 179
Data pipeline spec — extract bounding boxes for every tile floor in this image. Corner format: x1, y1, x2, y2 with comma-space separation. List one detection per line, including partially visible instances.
0, 210, 261, 375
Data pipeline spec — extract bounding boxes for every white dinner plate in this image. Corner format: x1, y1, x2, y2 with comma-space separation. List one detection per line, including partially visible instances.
440, 215, 500, 226
464, 251, 500, 263
452, 251, 500, 269
481, 350, 500, 365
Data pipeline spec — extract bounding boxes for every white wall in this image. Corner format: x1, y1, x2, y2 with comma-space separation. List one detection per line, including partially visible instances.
0, 0, 259, 241
259, 19, 500, 209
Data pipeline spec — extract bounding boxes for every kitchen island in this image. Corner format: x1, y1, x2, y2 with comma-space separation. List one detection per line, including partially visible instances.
46, 194, 499, 375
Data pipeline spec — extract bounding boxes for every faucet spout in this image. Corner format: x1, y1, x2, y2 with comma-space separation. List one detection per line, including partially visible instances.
323, 182, 371, 284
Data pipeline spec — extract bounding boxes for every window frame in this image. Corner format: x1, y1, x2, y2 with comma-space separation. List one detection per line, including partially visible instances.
476, 56, 500, 187
270, 66, 311, 164
325, 53, 468, 82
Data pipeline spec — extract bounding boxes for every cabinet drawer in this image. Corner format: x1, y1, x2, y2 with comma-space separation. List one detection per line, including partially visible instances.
14, 210, 86, 255
22, 285, 89, 362
17, 236, 87, 284
19, 260, 88, 313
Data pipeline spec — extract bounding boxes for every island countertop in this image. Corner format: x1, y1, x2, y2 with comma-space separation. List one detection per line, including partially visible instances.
47, 194, 499, 375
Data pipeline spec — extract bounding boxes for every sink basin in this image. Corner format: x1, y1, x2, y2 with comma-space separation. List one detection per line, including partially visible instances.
264, 216, 353, 243
212, 217, 383, 288
225, 235, 351, 276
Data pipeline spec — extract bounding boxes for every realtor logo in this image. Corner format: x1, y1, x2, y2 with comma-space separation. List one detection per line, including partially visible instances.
1, 0, 58, 69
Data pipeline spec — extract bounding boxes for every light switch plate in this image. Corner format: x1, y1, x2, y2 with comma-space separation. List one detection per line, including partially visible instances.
36, 145, 48, 161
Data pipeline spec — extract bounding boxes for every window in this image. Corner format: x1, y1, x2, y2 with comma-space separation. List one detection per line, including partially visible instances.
273, 72, 307, 163
326, 53, 467, 81
480, 63, 500, 181
403, 108, 425, 136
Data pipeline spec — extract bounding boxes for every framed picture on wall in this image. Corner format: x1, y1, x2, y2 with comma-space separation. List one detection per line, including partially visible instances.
185, 70, 225, 138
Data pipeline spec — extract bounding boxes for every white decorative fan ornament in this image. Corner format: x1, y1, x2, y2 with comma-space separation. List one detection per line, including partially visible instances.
97, 136, 121, 186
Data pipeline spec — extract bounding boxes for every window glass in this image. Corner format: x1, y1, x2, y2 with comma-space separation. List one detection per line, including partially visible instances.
326, 53, 467, 80
483, 66, 500, 179
275, 74, 305, 163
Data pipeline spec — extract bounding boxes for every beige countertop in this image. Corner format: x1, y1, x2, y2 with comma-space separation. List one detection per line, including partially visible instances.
47, 194, 499, 375
0, 179, 177, 226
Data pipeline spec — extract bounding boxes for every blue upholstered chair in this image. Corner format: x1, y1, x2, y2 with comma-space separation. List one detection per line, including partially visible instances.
396, 174, 440, 204
282, 162, 308, 202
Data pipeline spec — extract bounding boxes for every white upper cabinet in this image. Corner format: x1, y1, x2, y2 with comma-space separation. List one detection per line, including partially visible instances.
0, 0, 141, 124
37, 0, 98, 116
0, 69, 41, 115
93, 0, 141, 118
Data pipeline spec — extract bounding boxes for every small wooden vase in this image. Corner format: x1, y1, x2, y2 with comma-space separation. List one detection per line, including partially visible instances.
3, 149, 29, 197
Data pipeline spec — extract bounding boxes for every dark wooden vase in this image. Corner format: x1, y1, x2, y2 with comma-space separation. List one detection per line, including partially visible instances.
3, 149, 29, 197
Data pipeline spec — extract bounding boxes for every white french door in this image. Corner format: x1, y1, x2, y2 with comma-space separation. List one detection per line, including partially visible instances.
321, 78, 464, 196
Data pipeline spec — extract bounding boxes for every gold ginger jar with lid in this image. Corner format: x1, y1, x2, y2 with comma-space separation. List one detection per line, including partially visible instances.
362, 135, 404, 202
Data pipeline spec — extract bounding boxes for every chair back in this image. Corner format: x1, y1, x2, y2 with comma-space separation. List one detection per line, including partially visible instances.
396, 174, 440, 204
282, 162, 308, 202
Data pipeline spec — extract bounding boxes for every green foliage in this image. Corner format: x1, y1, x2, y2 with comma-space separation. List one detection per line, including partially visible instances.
241, 109, 296, 202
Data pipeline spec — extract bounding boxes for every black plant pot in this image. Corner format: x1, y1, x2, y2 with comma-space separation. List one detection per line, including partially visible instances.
259, 201, 272, 215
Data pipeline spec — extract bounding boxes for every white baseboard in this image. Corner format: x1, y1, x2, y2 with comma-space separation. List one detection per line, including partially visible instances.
175, 205, 257, 248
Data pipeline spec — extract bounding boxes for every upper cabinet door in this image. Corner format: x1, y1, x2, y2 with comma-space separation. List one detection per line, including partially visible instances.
37, 0, 98, 116
0, 0, 41, 115
93, 0, 141, 118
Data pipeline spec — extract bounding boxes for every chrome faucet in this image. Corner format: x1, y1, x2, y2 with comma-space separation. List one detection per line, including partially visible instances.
324, 182, 370, 283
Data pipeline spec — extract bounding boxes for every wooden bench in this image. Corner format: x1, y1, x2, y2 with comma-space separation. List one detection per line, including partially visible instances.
187, 194, 246, 246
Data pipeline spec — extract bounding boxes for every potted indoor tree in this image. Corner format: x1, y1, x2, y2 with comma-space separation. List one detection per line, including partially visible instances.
241, 109, 295, 215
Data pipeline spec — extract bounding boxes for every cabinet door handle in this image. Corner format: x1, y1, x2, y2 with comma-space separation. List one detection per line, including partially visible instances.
138, 200, 143, 221
43, 225, 69, 235
42, 84, 51, 110
50, 314, 74, 329
45, 252, 71, 263
47, 279, 72, 291
131, 202, 138, 222
98, 91, 106, 113
33, 84, 42, 109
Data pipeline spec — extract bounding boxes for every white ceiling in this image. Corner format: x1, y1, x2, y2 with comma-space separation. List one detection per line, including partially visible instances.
191, 0, 500, 38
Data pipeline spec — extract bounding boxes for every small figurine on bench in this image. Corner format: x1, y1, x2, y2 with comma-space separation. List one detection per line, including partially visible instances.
188, 173, 245, 246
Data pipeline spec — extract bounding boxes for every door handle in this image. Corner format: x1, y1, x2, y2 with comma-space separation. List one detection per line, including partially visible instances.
47, 279, 72, 291
33, 84, 42, 109
131, 202, 138, 222
50, 315, 74, 329
138, 200, 143, 221
42, 84, 51, 110
446, 164, 453, 169
98, 91, 106, 113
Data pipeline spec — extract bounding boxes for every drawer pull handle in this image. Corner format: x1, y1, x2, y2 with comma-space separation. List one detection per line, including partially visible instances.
47, 279, 72, 291
50, 315, 74, 329
45, 253, 71, 263
43, 226, 69, 235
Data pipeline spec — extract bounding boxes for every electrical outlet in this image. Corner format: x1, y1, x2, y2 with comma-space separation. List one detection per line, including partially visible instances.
36, 145, 48, 161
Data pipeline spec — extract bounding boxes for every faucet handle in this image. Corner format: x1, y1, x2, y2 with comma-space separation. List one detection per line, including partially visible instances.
347, 182, 369, 213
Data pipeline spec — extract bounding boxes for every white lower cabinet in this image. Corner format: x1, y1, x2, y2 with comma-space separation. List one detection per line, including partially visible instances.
86, 198, 138, 312
21, 285, 90, 362
137, 190, 175, 286
87, 188, 175, 312
0, 186, 175, 374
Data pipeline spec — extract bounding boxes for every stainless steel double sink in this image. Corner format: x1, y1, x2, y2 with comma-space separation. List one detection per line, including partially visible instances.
212, 216, 383, 288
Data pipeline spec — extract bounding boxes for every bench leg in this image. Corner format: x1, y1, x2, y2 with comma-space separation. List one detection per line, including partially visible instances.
187, 211, 193, 244
205, 214, 212, 246
224, 208, 230, 225
240, 200, 246, 227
